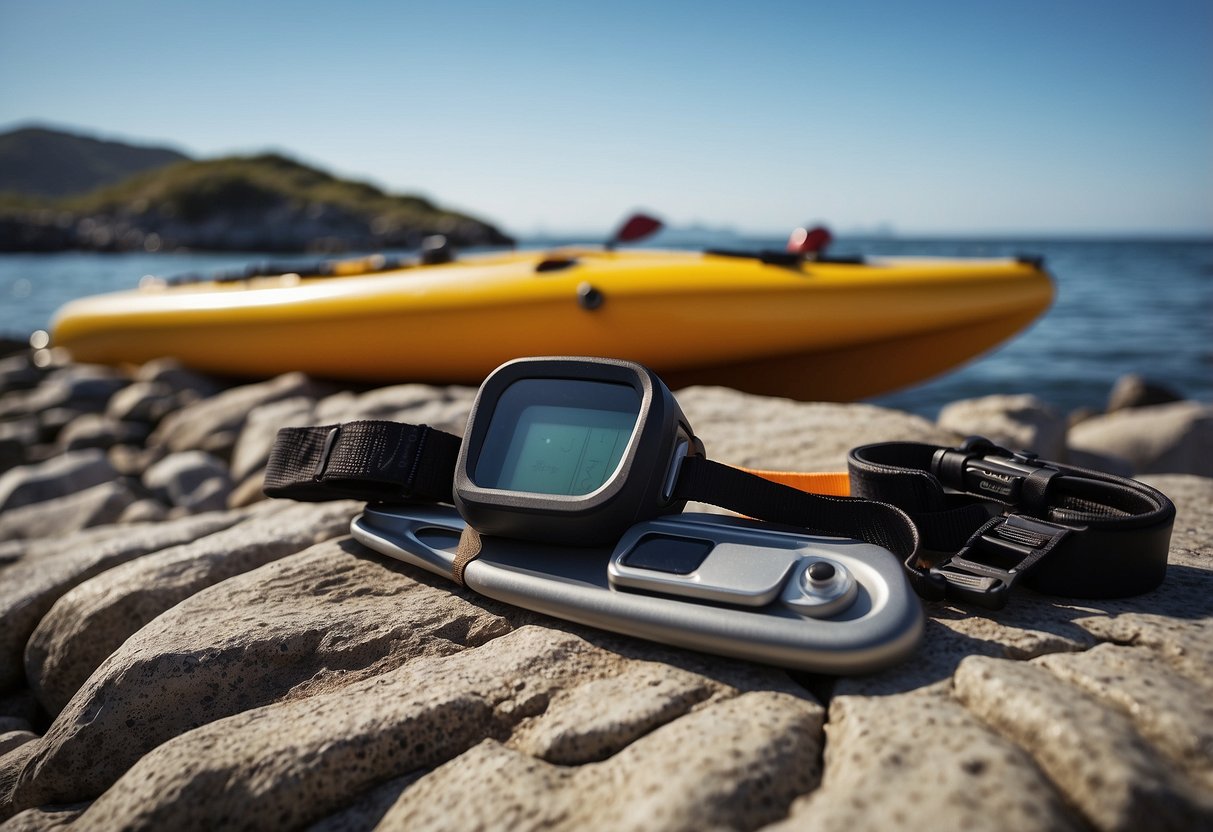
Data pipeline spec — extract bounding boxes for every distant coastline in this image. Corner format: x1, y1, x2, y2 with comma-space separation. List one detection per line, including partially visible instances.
0, 127, 512, 254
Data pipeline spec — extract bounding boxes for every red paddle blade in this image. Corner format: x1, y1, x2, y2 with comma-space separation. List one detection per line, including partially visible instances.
611, 212, 663, 245
787, 225, 833, 256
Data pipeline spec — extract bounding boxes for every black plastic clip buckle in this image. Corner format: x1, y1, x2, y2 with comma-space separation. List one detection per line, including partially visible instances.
930, 514, 1072, 609
933, 437, 1062, 512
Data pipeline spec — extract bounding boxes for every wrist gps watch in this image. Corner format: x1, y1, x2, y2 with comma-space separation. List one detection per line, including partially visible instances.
453, 357, 703, 545
265, 355, 920, 572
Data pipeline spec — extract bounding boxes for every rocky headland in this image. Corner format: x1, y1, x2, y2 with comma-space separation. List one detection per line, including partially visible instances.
0, 348, 1211, 831
0, 142, 513, 253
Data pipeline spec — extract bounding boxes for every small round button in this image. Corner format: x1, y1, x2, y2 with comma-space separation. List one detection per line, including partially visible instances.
806, 561, 836, 583
785, 558, 857, 618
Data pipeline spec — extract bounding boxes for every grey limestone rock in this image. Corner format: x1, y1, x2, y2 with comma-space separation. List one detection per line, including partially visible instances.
0, 365, 127, 422
379, 690, 822, 832
105, 441, 167, 479
1, 524, 139, 573
114, 498, 168, 524
27, 410, 76, 448
768, 685, 1084, 832
4, 538, 514, 812
0, 510, 246, 693
142, 450, 233, 512
1064, 446, 1135, 476
0, 803, 85, 831
936, 393, 1068, 458
0, 419, 38, 473
1037, 644, 1213, 790
148, 371, 325, 460
53, 627, 609, 829
954, 655, 1213, 831
1107, 373, 1184, 412
305, 772, 421, 832
66, 628, 819, 832
677, 386, 960, 471
24, 500, 362, 715
510, 660, 718, 764
0, 354, 46, 396
0, 732, 36, 758
0, 692, 39, 731
0, 451, 117, 513
0, 742, 39, 822
1075, 610, 1213, 693
40, 365, 128, 408
227, 396, 317, 482
0, 376, 1210, 831
56, 413, 150, 453
312, 383, 476, 435
0, 480, 142, 542
227, 470, 273, 509
103, 380, 183, 425
1068, 400, 1213, 476
132, 358, 224, 400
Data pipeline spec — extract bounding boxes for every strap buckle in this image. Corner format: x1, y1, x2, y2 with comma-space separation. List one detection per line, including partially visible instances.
932, 437, 1061, 511
929, 514, 1071, 609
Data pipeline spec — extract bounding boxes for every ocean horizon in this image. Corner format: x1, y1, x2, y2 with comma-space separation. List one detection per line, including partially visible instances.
3, 234, 1210, 418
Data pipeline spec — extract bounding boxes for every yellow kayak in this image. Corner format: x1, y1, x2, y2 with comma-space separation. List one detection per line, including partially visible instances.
50, 247, 1053, 401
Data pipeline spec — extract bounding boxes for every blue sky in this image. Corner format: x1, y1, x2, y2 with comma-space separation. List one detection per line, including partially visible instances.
2, 0, 1210, 236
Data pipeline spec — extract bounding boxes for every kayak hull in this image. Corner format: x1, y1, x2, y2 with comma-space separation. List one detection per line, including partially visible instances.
50, 249, 1053, 401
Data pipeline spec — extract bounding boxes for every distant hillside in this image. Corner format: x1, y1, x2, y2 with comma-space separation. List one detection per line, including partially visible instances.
0, 126, 190, 198
0, 149, 513, 252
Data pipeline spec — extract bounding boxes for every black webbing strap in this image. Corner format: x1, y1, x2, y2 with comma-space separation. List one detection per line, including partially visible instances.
262, 419, 923, 586
264, 421, 461, 505
672, 456, 920, 567
848, 437, 1176, 608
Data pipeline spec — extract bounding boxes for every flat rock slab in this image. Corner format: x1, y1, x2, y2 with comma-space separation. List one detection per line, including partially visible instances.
25, 500, 362, 716
678, 387, 960, 470
955, 656, 1213, 830
378, 690, 821, 832
0, 510, 248, 693
3, 538, 517, 812
769, 686, 1086, 832
61, 628, 821, 831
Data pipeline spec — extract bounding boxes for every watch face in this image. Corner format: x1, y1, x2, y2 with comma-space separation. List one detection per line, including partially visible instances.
474, 378, 640, 496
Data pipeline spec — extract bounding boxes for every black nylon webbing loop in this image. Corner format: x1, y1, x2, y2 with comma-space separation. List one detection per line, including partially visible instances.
264, 421, 461, 504
848, 438, 1176, 608
672, 456, 920, 566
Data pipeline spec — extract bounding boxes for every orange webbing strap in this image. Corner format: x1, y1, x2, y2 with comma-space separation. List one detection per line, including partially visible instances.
737, 467, 851, 497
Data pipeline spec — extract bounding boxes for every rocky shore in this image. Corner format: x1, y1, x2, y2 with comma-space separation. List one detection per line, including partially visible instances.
0, 204, 512, 254
1, 349, 1211, 831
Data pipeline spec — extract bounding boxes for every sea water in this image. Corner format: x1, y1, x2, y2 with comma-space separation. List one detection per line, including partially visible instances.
1, 237, 1209, 417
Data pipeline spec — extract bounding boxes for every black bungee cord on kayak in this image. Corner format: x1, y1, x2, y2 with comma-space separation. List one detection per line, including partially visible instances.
847, 436, 1175, 608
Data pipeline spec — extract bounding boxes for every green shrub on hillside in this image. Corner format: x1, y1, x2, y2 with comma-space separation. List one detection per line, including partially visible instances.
0, 150, 512, 250
60, 153, 452, 223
